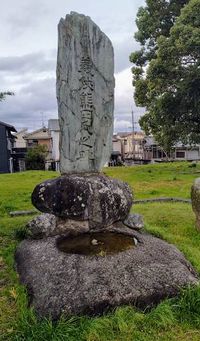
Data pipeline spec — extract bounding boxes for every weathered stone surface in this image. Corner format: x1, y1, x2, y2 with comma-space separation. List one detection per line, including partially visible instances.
26, 214, 89, 239
123, 213, 144, 230
56, 217, 89, 234
26, 213, 142, 239
26, 214, 56, 239
31, 174, 133, 229
191, 178, 200, 231
15, 228, 198, 319
57, 12, 115, 174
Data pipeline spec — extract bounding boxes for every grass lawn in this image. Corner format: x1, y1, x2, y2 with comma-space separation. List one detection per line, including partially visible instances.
1, 162, 200, 340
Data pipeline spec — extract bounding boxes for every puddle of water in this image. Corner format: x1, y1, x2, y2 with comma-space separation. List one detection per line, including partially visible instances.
56, 232, 135, 256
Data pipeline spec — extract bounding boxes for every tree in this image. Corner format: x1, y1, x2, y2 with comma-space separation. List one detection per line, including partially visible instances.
138, 0, 200, 150
130, 0, 189, 65
130, 0, 189, 117
130, 0, 189, 70
0, 92, 14, 101
25, 145, 48, 170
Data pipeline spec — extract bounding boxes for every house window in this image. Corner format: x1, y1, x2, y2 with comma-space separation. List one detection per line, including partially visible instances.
176, 151, 185, 158
27, 139, 38, 148
124, 139, 127, 145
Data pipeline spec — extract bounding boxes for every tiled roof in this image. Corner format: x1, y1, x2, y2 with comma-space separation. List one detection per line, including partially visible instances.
0, 121, 17, 132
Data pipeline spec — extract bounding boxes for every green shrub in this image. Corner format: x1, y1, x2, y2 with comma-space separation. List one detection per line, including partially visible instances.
25, 145, 48, 170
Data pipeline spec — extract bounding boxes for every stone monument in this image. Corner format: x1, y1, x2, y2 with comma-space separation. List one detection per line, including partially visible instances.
15, 12, 198, 320
57, 12, 114, 174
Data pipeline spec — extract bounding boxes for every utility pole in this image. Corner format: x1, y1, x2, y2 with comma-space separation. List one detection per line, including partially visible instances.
131, 110, 134, 158
131, 110, 134, 135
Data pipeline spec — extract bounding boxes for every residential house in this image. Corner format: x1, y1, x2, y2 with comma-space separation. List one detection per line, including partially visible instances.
129, 132, 145, 160
115, 132, 130, 159
112, 135, 122, 154
174, 143, 200, 161
113, 132, 145, 160
14, 128, 28, 148
0, 121, 16, 173
143, 136, 200, 162
143, 136, 168, 161
48, 119, 60, 171
12, 128, 28, 172
110, 135, 123, 165
24, 127, 51, 150
24, 127, 52, 169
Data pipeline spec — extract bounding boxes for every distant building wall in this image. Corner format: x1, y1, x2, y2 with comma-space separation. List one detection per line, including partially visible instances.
0, 124, 9, 173
51, 131, 60, 161
24, 127, 52, 162
187, 149, 200, 160
14, 129, 27, 148
175, 148, 200, 161
0, 122, 16, 173
37, 138, 51, 150
48, 119, 60, 163
113, 140, 121, 154
115, 132, 145, 160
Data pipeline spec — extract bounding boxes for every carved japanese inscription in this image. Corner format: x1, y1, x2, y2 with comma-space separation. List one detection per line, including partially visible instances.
78, 56, 95, 161
57, 12, 115, 174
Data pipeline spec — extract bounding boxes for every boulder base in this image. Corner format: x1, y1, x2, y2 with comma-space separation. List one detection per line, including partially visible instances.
123, 213, 144, 230
191, 178, 200, 231
26, 214, 90, 239
31, 174, 133, 229
15, 228, 198, 320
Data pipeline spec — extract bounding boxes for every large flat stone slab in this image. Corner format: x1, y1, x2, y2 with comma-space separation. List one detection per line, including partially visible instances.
15, 228, 198, 320
57, 12, 115, 173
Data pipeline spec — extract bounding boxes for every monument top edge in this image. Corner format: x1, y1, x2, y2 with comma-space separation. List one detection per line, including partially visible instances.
59, 11, 113, 46
70, 11, 90, 18
63, 11, 92, 21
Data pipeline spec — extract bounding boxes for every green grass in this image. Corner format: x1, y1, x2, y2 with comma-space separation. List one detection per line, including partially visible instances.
0, 163, 200, 340
0, 171, 58, 215
105, 162, 200, 199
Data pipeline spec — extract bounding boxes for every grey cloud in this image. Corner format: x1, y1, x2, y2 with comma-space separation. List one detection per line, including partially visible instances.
0, 41, 136, 76
114, 39, 139, 73
0, 0, 146, 132
0, 72, 144, 132
115, 110, 144, 122
19, 77, 57, 110
7, 1, 50, 36
0, 77, 57, 130
114, 109, 144, 132
0, 67, 144, 132
0, 51, 56, 74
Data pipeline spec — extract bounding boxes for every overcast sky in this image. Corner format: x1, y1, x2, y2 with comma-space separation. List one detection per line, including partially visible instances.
0, 0, 145, 133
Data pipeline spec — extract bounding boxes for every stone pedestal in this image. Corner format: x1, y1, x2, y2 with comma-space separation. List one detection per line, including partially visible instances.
15, 174, 198, 319
191, 178, 200, 231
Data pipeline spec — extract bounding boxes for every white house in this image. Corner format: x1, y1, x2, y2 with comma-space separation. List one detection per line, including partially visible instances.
48, 119, 60, 171
14, 128, 28, 148
174, 144, 200, 161
143, 136, 200, 162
